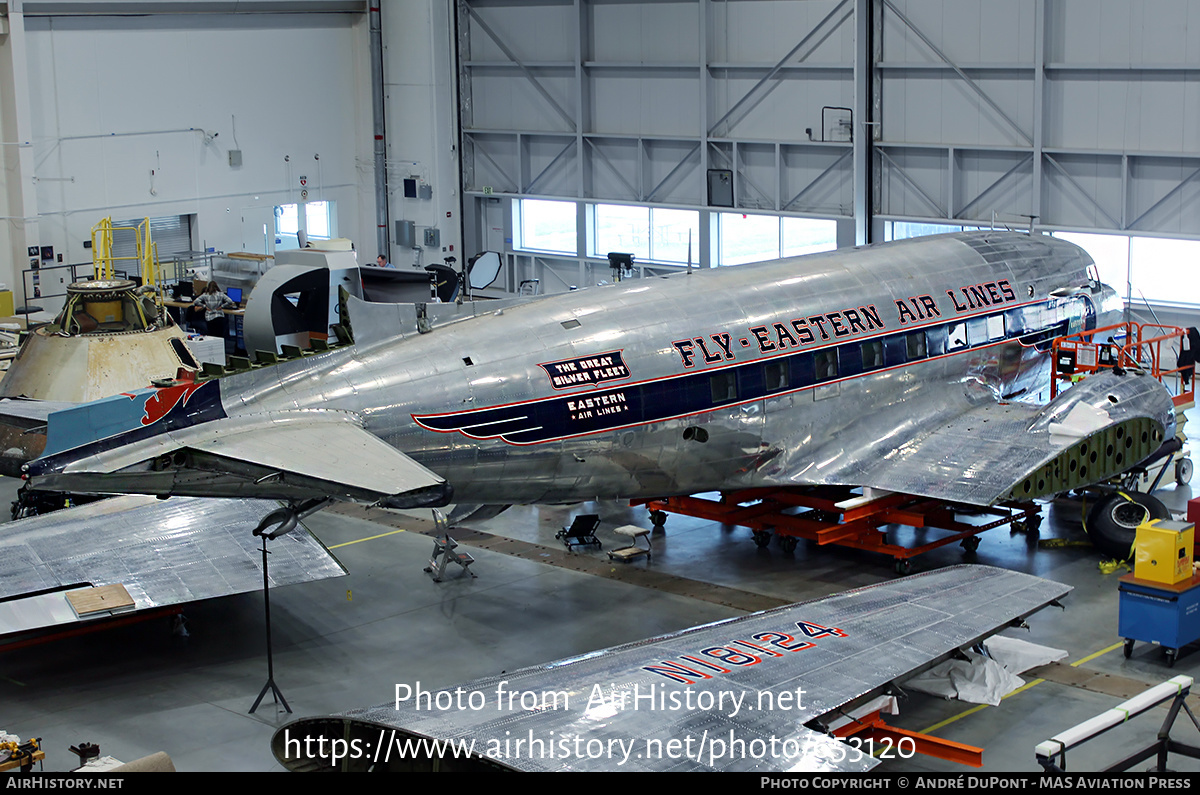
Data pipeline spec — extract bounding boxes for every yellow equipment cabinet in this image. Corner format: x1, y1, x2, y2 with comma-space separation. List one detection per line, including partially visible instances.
1134, 519, 1195, 586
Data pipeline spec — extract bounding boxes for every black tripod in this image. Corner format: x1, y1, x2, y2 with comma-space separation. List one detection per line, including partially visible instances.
248, 507, 300, 715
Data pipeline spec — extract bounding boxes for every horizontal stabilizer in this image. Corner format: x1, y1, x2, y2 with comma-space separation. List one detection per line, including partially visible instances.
36, 410, 450, 507
0, 397, 77, 424
0, 495, 346, 636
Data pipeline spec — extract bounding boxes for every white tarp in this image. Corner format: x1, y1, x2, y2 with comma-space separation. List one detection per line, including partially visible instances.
904, 634, 1068, 706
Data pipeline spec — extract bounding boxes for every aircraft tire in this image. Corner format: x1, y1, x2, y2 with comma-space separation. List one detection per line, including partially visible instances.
1085, 491, 1170, 559
1177, 457, 1194, 486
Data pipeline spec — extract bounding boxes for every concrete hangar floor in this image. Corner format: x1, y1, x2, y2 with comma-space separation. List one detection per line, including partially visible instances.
3, 457, 1199, 773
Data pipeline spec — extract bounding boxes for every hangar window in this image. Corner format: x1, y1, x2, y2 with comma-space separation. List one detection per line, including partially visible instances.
884, 221, 983, 241
782, 218, 838, 257
516, 199, 577, 255
275, 201, 336, 249
590, 205, 700, 265
718, 213, 779, 266
1051, 231, 1200, 309
717, 213, 836, 266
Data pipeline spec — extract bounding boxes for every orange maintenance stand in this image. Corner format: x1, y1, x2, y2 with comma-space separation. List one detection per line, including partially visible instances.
635, 486, 1040, 574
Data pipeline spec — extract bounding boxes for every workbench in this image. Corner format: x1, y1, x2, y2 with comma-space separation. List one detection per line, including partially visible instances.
1118, 571, 1200, 666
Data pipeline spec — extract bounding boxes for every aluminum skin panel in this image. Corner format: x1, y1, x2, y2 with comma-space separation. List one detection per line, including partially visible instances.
273, 565, 1070, 772
0, 494, 346, 635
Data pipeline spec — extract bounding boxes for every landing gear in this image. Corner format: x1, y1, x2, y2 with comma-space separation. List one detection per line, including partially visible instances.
1010, 513, 1042, 537
1086, 491, 1170, 559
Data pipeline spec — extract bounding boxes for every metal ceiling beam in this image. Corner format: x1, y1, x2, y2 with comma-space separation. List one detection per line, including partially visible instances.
466, 3, 577, 132
1043, 153, 1120, 230
707, 0, 852, 138
783, 150, 853, 211
645, 142, 701, 203
733, 156, 776, 210
1126, 163, 1200, 231
585, 139, 641, 201
955, 153, 1033, 219
883, 0, 1032, 146
525, 139, 577, 195
878, 148, 945, 217
465, 134, 518, 192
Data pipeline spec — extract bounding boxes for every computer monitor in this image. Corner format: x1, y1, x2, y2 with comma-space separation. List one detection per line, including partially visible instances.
226, 287, 243, 304
176, 281, 194, 299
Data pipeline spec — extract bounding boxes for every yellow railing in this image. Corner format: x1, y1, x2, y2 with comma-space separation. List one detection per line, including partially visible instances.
90, 216, 160, 289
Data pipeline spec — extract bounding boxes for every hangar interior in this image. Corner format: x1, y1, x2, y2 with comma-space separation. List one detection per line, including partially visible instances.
3, 0, 1200, 774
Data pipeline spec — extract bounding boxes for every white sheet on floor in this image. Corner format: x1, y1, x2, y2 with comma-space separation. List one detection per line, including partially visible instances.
984, 634, 1068, 675
904, 636, 1068, 706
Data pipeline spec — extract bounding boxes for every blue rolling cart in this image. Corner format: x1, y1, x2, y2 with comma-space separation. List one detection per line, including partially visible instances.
1118, 573, 1200, 667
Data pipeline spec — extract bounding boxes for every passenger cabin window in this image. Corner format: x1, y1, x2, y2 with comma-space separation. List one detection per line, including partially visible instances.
764, 361, 788, 391
967, 318, 988, 346
947, 322, 968, 351
814, 349, 838, 381
926, 326, 948, 357
906, 331, 927, 360
710, 371, 738, 403
861, 340, 884, 370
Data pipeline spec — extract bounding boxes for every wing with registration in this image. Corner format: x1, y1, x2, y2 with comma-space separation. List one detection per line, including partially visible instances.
0, 495, 346, 636
272, 565, 1069, 772
761, 370, 1177, 506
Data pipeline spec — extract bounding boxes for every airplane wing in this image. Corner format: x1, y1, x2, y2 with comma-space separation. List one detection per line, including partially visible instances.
31, 393, 452, 508
0, 494, 346, 636
272, 564, 1069, 772
759, 369, 1177, 505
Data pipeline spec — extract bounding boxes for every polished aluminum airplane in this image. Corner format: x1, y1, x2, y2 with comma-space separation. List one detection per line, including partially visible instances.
22, 231, 1177, 519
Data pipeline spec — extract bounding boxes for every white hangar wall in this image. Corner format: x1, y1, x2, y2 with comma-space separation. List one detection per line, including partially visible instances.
0, 1, 461, 301
7, 8, 371, 300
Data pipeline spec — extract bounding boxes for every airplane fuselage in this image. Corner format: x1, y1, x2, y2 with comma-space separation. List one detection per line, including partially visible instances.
199, 232, 1111, 504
